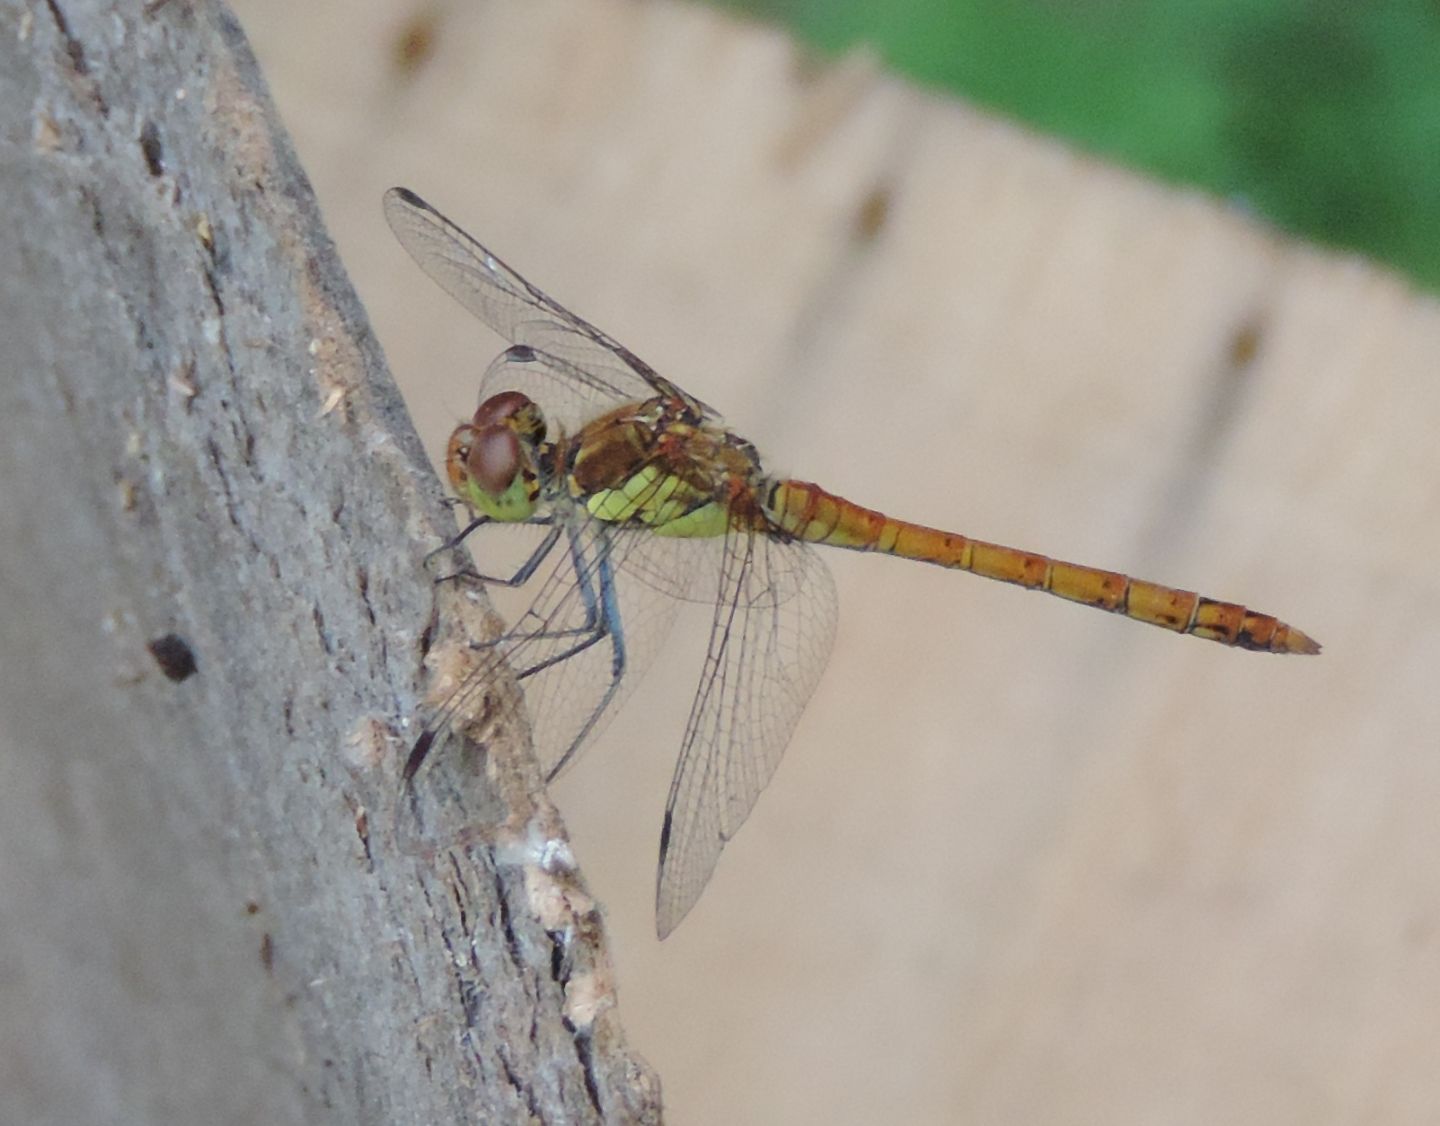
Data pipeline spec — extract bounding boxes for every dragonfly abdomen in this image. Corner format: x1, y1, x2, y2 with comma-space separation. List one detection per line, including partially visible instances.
765, 479, 1319, 654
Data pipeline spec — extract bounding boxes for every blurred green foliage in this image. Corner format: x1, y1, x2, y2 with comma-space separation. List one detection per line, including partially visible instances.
717, 0, 1440, 291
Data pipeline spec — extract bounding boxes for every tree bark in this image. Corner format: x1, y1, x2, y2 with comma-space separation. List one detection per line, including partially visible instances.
0, 2, 658, 1122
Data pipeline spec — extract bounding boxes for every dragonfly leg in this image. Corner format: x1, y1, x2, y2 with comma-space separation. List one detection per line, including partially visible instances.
432, 518, 561, 587
527, 538, 627, 781
507, 528, 613, 678
424, 512, 491, 567
409, 526, 627, 785
445, 525, 605, 665
469, 522, 563, 588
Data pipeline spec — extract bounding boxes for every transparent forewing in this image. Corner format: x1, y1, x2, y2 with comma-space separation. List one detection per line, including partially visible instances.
614, 527, 726, 604
521, 520, 721, 780
422, 493, 721, 783
472, 343, 622, 442
654, 530, 839, 938
384, 188, 706, 418
471, 327, 721, 443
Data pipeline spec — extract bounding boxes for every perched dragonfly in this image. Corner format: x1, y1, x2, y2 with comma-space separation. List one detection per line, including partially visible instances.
385, 187, 1320, 939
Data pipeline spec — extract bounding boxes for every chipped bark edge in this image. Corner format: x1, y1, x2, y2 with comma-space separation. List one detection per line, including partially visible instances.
0, 1, 660, 1123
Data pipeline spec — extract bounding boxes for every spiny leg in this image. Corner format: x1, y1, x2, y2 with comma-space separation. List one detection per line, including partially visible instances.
405, 522, 616, 780
540, 541, 627, 781
428, 515, 560, 586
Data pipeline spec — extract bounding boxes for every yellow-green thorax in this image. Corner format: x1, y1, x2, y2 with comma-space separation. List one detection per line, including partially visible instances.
566, 399, 765, 539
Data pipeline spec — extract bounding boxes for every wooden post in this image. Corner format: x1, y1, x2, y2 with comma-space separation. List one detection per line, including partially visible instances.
0, 3, 658, 1122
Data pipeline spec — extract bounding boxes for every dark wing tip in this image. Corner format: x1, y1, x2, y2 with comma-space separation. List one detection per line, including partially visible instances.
385, 185, 426, 209
654, 810, 677, 940
402, 729, 436, 783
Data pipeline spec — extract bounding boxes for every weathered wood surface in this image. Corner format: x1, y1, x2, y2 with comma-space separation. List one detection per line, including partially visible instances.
0, 1, 658, 1123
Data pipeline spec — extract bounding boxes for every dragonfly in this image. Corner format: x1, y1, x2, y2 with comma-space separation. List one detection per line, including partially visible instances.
384, 187, 1320, 939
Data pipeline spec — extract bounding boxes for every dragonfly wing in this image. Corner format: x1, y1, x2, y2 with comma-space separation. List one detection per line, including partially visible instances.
472, 325, 719, 442
519, 322, 717, 432
654, 530, 839, 939
521, 521, 716, 780
473, 340, 633, 439
384, 187, 702, 412
421, 502, 715, 783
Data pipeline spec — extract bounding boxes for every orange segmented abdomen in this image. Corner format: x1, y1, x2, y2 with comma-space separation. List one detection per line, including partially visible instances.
764, 479, 1319, 654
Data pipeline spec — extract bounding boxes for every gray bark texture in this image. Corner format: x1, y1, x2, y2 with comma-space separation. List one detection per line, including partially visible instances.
0, 1, 659, 1122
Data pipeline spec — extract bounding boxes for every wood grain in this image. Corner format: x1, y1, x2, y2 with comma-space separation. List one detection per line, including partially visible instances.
0, 1, 657, 1122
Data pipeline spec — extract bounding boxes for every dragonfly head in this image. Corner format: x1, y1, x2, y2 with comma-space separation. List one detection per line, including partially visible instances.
446, 390, 548, 522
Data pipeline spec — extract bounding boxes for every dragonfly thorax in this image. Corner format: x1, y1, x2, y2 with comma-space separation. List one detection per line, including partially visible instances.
563, 397, 775, 538
445, 390, 550, 523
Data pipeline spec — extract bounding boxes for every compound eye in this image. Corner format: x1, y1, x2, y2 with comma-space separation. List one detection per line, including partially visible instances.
468, 425, 522, 496
474, 390, 534, 429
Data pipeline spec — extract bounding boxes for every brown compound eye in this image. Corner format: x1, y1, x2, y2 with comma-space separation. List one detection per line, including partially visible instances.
474, 390, 533, 429
468, 425, 522, 496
